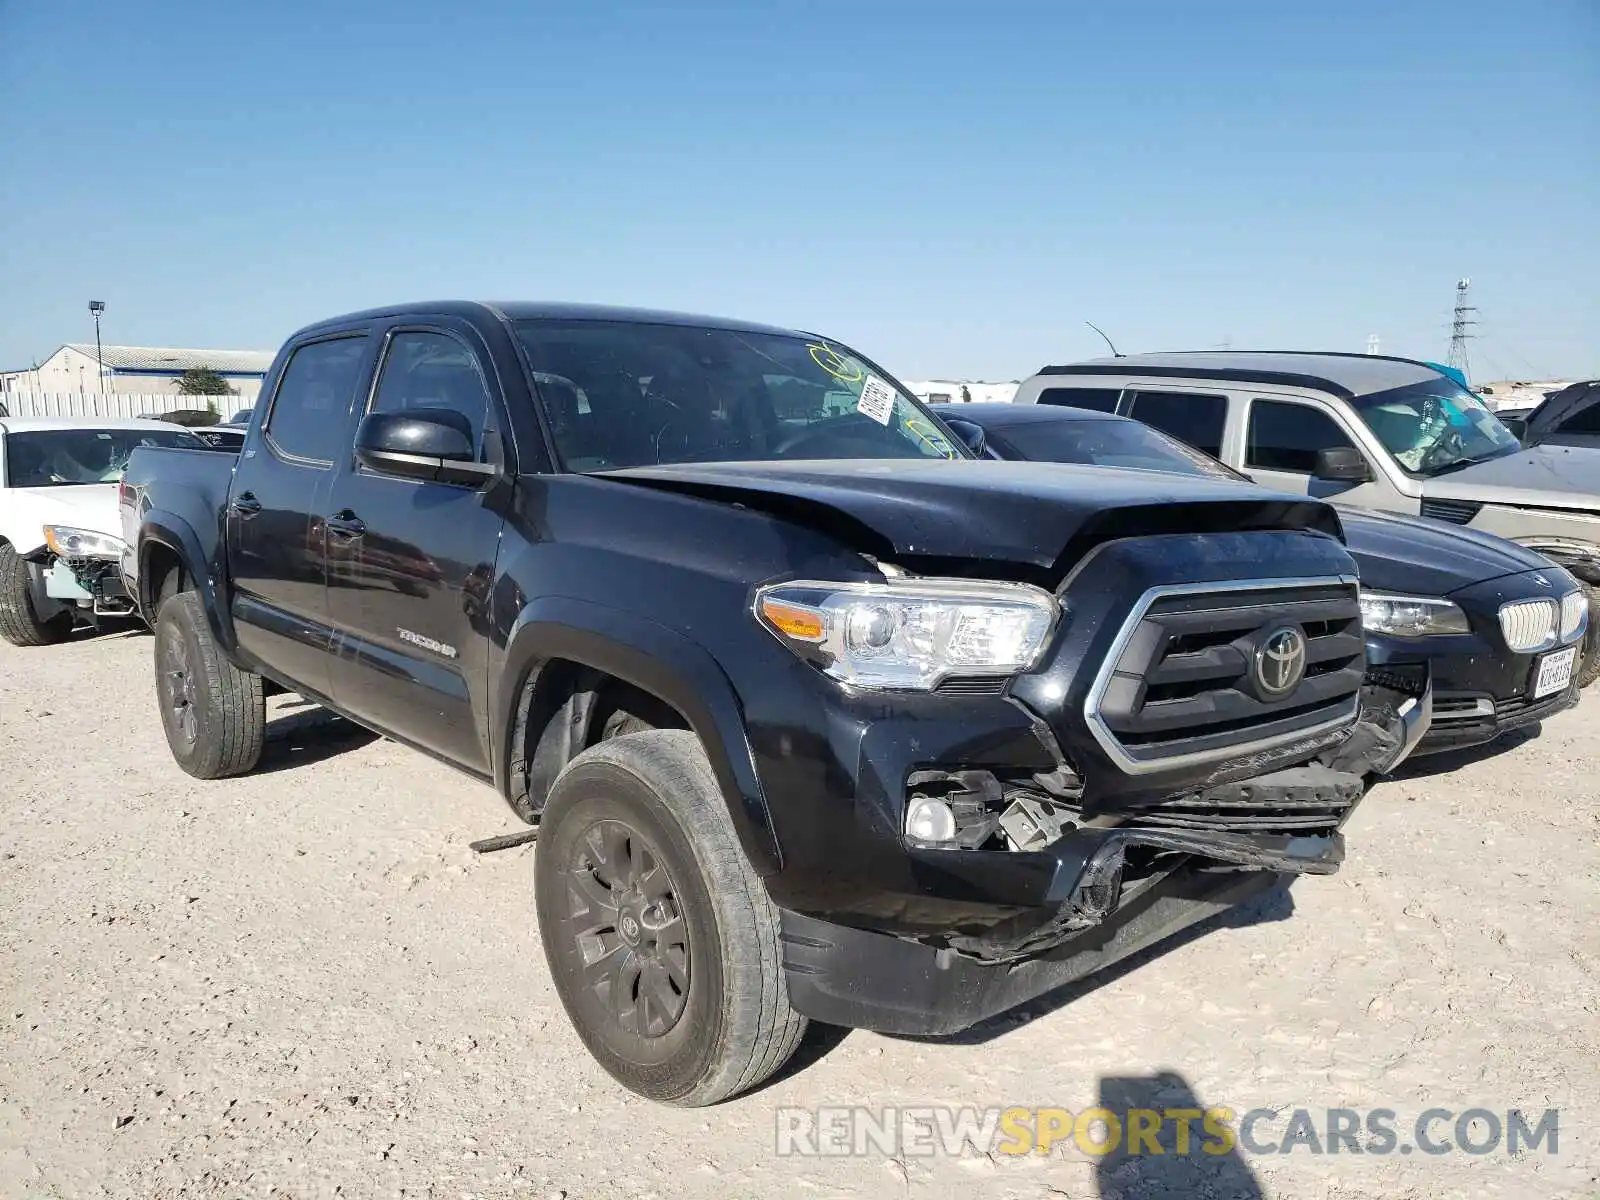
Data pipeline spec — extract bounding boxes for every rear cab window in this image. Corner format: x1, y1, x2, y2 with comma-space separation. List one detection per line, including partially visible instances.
1125, 390, 1228, 458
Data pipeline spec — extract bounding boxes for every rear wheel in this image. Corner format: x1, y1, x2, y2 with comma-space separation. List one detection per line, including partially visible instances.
155, 591, 266, 778
0, 543, 72, 647
1576, 581, 1600, 690
535, 730, 806, 1105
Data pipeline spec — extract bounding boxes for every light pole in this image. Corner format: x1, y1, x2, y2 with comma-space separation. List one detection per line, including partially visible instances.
88, 300, 107, 394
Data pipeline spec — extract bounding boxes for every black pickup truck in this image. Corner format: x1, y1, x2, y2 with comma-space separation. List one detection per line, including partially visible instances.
121, 302, 1420, 1106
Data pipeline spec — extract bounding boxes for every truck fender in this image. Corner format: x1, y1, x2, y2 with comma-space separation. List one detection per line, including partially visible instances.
139, 512, 237, 647
496, 596, 781, 875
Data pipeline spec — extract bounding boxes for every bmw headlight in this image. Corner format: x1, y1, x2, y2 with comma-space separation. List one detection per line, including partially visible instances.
755, 577, 1060, 690
43, 526, 126, 559
1358, 590, 1471, 638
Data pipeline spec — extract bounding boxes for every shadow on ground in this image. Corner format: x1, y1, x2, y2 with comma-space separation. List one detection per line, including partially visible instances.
1094, 1071, 1263, 1198
255, 705, 379, 774
1389, 723, 1541, 780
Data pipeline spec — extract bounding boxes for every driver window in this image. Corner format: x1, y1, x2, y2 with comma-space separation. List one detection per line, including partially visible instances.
370, 331, 490, 455
1246, 400, 1356, 473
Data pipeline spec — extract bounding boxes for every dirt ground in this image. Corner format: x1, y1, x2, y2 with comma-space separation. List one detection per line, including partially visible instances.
2, 629, 1596, 1200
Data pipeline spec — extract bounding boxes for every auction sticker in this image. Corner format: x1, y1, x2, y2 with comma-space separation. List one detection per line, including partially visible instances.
857, 375, 896, 426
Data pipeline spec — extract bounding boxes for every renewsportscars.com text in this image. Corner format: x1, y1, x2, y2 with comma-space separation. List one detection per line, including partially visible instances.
775, 1105, 1559, 1159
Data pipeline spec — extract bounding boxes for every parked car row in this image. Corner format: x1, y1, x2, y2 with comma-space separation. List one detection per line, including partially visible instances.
3, 304, 1593, 1111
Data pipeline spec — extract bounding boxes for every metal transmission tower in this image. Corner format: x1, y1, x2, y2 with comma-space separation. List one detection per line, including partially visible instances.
1447, 278, 1476, 377
1366, 334, 1381, 355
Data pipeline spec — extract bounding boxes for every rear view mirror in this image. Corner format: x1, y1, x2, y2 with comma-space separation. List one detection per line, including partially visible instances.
943, 418, 988, 458
355, 409, 497, 487
1313, 447, 1373, 483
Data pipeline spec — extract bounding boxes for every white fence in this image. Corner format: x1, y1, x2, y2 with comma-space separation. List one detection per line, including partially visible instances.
0, 392, 254, 421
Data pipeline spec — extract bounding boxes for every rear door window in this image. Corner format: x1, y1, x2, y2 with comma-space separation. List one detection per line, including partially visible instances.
264, 336, 368, 465
1126, 390, 1227, 457
1246, 399, 1357, 472
1036, 386, 1121, 413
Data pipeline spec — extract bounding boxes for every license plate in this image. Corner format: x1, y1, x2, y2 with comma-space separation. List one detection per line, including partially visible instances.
1533, 646, 1577, 698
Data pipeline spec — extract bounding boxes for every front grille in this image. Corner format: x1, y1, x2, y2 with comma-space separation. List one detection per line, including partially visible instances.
1421, 498, 1483, 525
1086, 578, 1364, 773
1499, 599, 1559, 652
934, 675, 1010, 697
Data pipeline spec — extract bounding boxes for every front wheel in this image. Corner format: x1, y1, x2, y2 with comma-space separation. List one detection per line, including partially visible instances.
154, 591, 266, 778
535, 730, 806, 1105
0, 544, 72, 647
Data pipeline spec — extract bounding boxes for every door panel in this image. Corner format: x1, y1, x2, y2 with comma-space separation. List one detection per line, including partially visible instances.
324, 326, 507, 772
228, 334, 370, 697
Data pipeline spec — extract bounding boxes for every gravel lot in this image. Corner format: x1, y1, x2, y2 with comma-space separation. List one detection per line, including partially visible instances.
2, 629, 1596, 1199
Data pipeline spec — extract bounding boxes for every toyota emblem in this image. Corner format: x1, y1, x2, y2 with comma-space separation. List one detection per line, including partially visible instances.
1255, 627, 1308, 696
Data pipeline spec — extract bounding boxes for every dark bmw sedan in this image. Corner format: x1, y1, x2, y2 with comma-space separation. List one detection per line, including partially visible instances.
934, 403, 1588, 756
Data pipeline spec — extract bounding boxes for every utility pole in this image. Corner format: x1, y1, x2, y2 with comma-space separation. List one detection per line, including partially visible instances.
1447, 279, 1475, 379
88, 300, 108, 393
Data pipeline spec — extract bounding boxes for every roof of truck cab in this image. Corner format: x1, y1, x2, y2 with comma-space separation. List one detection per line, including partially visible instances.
0, 417, 192, 434
1036, 351, 1444, 400
293, 300, 805, 340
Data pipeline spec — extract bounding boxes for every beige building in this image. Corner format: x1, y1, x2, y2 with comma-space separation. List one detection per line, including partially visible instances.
0, 344, 275, 401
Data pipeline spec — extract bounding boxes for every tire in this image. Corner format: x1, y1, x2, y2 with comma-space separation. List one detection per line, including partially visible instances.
1577, 580, 1600, 690
0, 543, 72, 647
535, 729, 806, 1106
154, 591, 266, 778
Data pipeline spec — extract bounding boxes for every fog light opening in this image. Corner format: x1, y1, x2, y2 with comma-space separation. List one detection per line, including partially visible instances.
905, 796, 958, 845
1071, 844, 1126, 919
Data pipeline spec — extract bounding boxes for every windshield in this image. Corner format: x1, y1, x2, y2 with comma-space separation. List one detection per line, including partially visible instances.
514, 320, 964, 470
986, 416, 1244, 481
4, 428, 208, 487
1350, 379, 1521, 475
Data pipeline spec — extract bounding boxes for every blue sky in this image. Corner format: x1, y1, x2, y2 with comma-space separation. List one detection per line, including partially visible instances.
2, 0, 1596, 381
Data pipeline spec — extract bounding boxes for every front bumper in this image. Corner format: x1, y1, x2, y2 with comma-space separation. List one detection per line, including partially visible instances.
1418, 681, 1580, 754
780, 865, 1280, 1036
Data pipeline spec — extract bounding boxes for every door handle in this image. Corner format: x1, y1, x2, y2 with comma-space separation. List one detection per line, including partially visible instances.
326, 511, 366, 539
230, 492, 262, 516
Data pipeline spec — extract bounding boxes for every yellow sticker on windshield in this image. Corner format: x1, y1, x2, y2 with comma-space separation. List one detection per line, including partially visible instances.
809, 343, 864, 384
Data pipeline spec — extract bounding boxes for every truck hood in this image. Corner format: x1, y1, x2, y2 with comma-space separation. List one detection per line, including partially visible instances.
1340, 508, 1551, 597
602, 459, 1344, 573
1424, 444, 1600, 514
0, 483, 122, 554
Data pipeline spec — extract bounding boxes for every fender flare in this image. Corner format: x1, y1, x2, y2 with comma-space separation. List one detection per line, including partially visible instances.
496, 596, 781, 875
138, 511, 236, 646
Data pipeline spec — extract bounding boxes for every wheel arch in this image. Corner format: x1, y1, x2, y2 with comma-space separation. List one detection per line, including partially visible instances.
138, 512, 236, 646
496, 596, 781, 875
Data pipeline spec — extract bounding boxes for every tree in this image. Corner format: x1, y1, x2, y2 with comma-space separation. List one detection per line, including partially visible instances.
960, 384, 972, 404
173, 368, 234, 396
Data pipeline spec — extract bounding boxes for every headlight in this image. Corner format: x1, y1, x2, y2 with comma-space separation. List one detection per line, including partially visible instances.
43, 526, 126, 559
1560, 590, 1589, 641
1358, 590, 1471, 637
755, 576, 1060, 690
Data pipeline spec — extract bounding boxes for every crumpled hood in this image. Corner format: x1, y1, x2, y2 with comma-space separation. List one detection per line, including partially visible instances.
1341, 508, 1552, 597
602, 459, 1345, 572
0, 484, 122, 554
1425, 444, 1600, 513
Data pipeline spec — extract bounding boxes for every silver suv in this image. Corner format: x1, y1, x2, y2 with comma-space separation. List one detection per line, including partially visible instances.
1013, 351, 1600, 684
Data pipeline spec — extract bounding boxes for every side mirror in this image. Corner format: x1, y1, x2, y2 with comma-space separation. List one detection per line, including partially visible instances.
944, 418, 988, 458
355, 409, 497, 487
1500, 416, 1528, 443
1313, 446, 1373, 483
